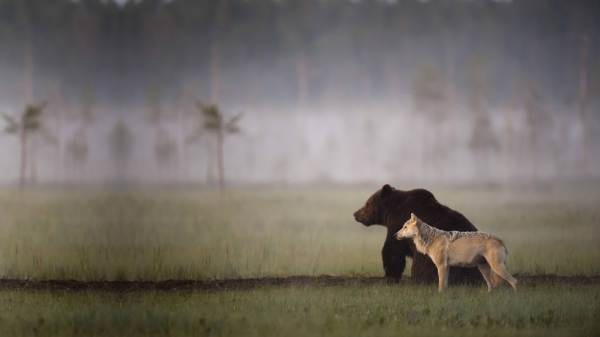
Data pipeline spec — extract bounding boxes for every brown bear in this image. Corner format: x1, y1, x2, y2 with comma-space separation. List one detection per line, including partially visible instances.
353, 184, 483, 284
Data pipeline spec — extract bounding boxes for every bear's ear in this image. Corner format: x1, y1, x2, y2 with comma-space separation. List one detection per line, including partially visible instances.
381, 184, 393, 197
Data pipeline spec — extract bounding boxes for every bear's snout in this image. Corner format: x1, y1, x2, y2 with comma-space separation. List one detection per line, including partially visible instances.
353, 210, 363, 222
353, 208, 370, 226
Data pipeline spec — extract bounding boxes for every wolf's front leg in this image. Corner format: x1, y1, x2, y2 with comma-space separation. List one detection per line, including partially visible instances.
437, 265, 449, 292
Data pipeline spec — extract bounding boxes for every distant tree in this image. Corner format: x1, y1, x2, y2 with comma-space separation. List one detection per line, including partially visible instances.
65, 128, 88, 180
154, 127, 177, 176
274, 155, 288, 186
43, 80, 69, 183
521, 81, 552, 184
189, 102, 242, 192
360, 116, 377, 181
147, 80, 177, 177
63, 78, 96, 181
175, 81, 200, 182
411, 62, 447, 180
277, 0, 318, 183
80, 78, 95, 129
15, 0, 38, 183
2, 103, 55, 194
185, 106, 213, 185
577, 35, 590, 175
109, 118, 133, 180
209, 0, 229, 104
503, 97, 516, 188
147, 79, 163, 127
15, 0, 33, 105
465, 55, 499, 181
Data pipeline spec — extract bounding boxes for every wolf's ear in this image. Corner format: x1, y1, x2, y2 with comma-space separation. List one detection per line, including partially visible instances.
381, 184, 393, 197
411, 213, 416, 220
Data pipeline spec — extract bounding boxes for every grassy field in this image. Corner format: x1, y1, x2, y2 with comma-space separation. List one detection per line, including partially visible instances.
0, 185, 599, 280
0, 185, 599, 336
0, 281, 599, 336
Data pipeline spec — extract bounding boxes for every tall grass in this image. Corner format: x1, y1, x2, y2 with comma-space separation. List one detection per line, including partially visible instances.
0, 186, 599, 281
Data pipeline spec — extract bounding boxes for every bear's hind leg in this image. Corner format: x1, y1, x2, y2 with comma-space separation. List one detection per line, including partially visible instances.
448, 265, 484, 285
410, 253, 439, 284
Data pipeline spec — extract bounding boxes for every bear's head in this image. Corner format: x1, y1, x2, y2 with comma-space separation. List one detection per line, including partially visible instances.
353, 184, 395, 226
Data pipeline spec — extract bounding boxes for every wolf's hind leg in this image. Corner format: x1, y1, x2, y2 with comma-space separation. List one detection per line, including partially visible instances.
477, 262, 495, 292
489, 262, 518, 292
492, 271, 503, 288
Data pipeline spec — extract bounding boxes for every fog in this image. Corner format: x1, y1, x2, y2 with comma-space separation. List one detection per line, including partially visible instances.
0, 0, 599, 187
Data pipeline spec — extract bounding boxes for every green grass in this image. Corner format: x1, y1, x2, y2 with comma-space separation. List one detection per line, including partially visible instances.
0, 186, 599, 281
0, 186, 599, 336
0, 282, 599, 336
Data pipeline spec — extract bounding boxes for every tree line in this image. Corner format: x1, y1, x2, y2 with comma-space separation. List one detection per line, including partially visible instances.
0, 0, 599, 187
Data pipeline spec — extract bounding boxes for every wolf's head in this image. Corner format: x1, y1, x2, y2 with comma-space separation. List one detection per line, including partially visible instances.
394, 213, 420, 240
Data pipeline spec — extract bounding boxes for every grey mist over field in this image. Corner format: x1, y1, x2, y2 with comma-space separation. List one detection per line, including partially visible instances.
0, 0, 599, 187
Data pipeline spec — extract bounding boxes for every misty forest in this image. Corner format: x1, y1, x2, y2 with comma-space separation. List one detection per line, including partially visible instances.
0, 0, 599, 187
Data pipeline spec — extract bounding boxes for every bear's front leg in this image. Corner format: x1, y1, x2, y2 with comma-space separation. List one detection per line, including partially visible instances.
382, 236, 407, 283
411, 252, 439, 284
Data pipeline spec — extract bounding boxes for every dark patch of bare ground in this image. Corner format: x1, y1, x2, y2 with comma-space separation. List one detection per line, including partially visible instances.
0, 274, 599, 292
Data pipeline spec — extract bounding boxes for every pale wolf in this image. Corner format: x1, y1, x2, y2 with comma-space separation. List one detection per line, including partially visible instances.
395, 213, 517, 292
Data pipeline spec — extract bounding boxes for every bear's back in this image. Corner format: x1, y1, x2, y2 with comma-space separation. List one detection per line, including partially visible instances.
391, 188, 478, 233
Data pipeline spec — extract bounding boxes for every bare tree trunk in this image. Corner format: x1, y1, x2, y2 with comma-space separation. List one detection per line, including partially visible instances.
503, 101, 514, 188
210, 0, 228, 104
179, 105, 187, 184
24, 42, 35, 185
579, 35, 589, 176
246, 137, 255, 183
444, 34, 456, 179
434, 121, 444, 181
19, 131, 27, 195
206, 137, 214, 185
182, 140, 188, 183
22, 42, 33, 103
18, 0, 35, 188
210, 42, 221, 104
384, 52, 401, 106
217, 129, 224, 193
527, 124, 538, 185
51, 82, 64, 183
154, 124, 162, 183
29, 137, 37, 184
56, 103, 63, 184
207, 5, 225, 186
361, 117, 375, 182
361, 53, 372, 105
296, 51, 310, 183
419, 114, 426, 182
81, 127, 88, 182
